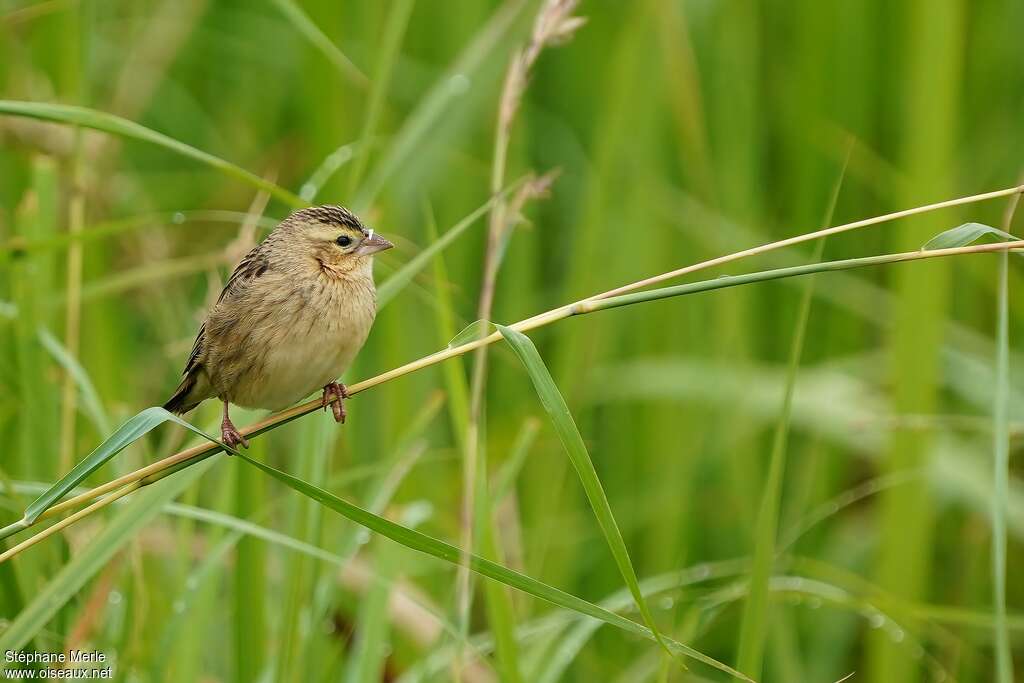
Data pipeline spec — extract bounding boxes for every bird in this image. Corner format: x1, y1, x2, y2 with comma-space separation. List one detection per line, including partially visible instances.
163, 205, 393, 448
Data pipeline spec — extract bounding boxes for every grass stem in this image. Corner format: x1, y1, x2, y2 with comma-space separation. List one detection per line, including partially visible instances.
4, 206, 1022, 560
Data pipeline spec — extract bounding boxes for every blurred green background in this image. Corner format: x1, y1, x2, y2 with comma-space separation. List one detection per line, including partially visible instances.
1, 0, 1022, 681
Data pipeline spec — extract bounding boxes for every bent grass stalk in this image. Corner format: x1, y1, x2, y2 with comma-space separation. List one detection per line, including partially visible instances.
2, 236, 1022, 560
565, 184, 1023, 305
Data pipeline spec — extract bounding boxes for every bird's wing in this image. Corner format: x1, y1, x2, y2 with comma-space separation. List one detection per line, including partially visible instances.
179, 243, 270, 376
217, 242, 271, 304
181, 321, 206, 375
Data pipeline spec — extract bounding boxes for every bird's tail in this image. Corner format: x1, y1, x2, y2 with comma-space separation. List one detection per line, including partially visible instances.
163, 369, 206, 414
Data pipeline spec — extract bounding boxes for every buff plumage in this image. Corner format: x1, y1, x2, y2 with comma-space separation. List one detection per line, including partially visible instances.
164, 205, 392, 447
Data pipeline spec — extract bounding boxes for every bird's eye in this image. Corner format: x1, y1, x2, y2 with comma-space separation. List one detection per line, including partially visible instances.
336, 235, 352, 247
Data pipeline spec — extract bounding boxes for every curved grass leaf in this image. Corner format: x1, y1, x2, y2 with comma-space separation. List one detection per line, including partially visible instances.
0, 101, 303, 207
236, 453, 750, 680
494, 324, 677, 665
448, 319, 496, 349
18, 407, 233, 527
922, 222, 1019, 252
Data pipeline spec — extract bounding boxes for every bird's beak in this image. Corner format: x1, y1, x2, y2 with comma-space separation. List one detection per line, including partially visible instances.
356, 231, 394, 256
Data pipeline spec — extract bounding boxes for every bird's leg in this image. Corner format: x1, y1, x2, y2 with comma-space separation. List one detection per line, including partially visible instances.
220, 400, 249, 450
322, 381, 349, 424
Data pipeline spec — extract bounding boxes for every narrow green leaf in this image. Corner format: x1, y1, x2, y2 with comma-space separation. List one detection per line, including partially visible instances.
448, 320, 495, 349
20, 407, 233, 526
922, 222, 1019, 252
354, 0, 531, 208
344, 0, 414, 195
344, 534, 400, 683
0, 101, 303, 207
0, 540, 24, 619
237, 453, 750, 680
491, 417, 541, 502
268, 0, 368, 88
584, 242, 1024, 316
37, 327, 110, 435
736, 153, 845, 677
494, 324, 676, 664
377, 180, 526, 308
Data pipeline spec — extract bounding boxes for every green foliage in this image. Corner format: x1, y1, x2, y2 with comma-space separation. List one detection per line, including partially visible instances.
10, 408, 230, 530
236, 452, 748, 680
1, 2, 1021, 681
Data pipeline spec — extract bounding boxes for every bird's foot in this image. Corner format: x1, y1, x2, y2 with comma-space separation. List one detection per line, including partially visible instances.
322, 381, 349, 424
221, 418, 249, 450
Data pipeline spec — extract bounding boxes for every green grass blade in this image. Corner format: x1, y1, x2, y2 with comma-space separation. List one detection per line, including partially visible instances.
735, 155, 846, 677
424, 201, 472, 449
494, 324, 677, 665
236, 453, 750, 680
448, 320, 496, 349
344, 0, 413, 195
922, 222, 1018, 251
0, 541, 24, 620
344, 534, 400, 683
268, 0, 368, 88
377, 181, 525, 308
1, 211, 280, 256
584, 241, 1023, 315
0, 460, 213, 653
491, 417, 541, 502
353, 0, 530, 209
478, 497, 524, 683
37, 327, 110, 435
15, 407, 233, 528
0, 101, 303, 206
991, 250, 1013, 683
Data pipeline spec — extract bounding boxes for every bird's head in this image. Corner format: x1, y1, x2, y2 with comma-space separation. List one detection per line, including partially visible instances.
280, 205, 393, 275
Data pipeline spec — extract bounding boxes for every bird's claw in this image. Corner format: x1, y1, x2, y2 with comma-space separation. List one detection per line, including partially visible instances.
221, 421, 249, 450
322, 381, 349, 424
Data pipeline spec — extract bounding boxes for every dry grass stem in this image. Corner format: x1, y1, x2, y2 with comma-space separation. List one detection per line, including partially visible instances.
455, 0, 583, 668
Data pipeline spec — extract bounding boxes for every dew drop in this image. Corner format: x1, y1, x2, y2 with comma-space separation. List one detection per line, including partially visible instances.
108, 591, 123, 605
172, 212, 186, 224
658, 596, 675, 610
869, 613, 885, 629
173, 600, 186, 614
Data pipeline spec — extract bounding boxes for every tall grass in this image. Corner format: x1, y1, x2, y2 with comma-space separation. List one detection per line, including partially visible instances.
1, 2, 1022, 681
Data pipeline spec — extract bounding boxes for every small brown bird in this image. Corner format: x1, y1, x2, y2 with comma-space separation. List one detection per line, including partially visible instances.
164, 205, 393, 448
